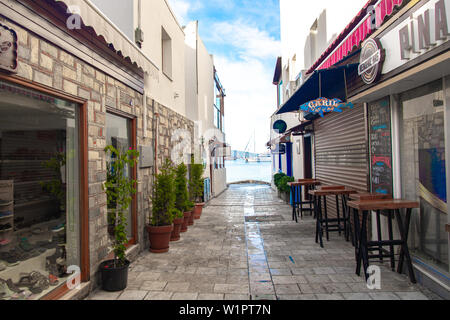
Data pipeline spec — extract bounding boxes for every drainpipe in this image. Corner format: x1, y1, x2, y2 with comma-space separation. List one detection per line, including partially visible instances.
154, 105, 159, 176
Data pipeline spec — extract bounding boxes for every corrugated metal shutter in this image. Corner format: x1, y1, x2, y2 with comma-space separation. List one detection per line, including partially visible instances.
314, 104, 369, 219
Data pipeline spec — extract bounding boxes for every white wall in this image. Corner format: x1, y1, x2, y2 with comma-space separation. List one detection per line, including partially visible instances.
140, 0, 186, 117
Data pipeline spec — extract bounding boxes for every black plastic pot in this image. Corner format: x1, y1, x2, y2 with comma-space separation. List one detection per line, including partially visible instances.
99, 259, 130, 292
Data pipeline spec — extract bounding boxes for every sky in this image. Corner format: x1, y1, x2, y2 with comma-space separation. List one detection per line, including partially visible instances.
167, 0, 368, 154
168, 0, 281, 154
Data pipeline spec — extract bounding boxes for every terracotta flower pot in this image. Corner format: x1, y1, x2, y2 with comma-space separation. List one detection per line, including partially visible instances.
170, 217, 184, 242
193, 202, 205, 219
147, 224, 174, 253
188, 210, 195, 226
180, 211, 191, 233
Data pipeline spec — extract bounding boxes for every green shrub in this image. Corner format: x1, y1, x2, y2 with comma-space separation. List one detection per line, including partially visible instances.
277, 175, 295, 193
189, 163, 204, 203
274, 173, 286, 188
103, 145, 139, 266
150, 160, 175, 227
174, 163, 189, 213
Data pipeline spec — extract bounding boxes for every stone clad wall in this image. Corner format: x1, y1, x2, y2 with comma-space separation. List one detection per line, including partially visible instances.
1, 14, 195, 296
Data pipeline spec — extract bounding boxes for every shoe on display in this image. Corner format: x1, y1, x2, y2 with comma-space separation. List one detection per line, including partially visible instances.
0, 200, 13, 207
51, 223, 65, 233
0, 239, 11, 246
6, 279, 23, 293
0, 223, 12, 231
0, 211, 12, 218
19, 238, 33, 252
48, 274, 59, 286
0, 279, 15, 299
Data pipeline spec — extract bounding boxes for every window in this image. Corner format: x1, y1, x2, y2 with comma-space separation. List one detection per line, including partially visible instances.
0, 80, 81, 299
399, 80, 448, 271
161, 27, 172, 79
106, 113, 135, 241
278, 80, 284, 107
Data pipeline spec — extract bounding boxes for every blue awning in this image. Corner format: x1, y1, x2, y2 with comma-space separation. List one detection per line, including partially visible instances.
275, 63, 359, 115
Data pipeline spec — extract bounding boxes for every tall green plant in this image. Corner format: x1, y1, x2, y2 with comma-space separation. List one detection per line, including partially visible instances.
189, 163, 204, 203
103, 145, 139, 266
151, 160, 175, 226
174, 163, 189, 216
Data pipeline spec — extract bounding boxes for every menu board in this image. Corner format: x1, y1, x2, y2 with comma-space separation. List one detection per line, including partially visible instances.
368, 97, 393, 195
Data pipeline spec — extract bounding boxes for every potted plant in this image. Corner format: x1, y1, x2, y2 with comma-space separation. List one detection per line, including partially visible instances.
147, 160, 175, 253
181, 200, 194, 233
40, 151, 66, 218
277, 175, 295, 204
100, 145, 139, 292
189, 162, 205, 220
171, 163, 189, 241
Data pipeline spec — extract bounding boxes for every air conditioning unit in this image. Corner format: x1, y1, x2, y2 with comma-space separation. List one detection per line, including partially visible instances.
135, 27, 144, 47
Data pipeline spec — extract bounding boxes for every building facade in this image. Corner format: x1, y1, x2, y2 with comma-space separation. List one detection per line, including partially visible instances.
275, 0, 450, 298
0, 0, 221, 300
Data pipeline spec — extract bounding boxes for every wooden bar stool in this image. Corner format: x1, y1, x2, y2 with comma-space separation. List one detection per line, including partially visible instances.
288, 180, 321, 223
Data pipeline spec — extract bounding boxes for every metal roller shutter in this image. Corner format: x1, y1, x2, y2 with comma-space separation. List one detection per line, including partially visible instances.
314, 103, 369, 219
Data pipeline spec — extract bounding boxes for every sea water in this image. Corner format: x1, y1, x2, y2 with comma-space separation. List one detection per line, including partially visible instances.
225, 159, 272, 183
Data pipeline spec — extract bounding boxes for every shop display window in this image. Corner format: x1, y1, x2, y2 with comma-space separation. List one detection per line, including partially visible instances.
399, 79, 449, 272
0, 81, 80, 299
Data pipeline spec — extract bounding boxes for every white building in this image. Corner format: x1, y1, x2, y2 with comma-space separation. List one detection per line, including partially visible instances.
270, 0, 368, 184
91, 0, 227, 199
184, 21, 227, 199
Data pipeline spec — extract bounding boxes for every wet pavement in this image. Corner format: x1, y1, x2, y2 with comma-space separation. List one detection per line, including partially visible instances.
87, 184, 440, 300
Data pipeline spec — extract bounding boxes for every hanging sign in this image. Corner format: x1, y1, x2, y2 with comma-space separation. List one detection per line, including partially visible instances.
359, 38, 385, 84
273, 120, 287, 134
299, 98, 353, 117
0, 24, 18, 73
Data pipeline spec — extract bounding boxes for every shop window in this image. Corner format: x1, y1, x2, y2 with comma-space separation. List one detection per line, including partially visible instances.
399, 79, 448, 271
0, 80, 80, 299
106, 113, 134, 240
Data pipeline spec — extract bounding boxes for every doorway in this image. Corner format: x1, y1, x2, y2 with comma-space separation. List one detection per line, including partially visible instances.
304, 135, 313, 179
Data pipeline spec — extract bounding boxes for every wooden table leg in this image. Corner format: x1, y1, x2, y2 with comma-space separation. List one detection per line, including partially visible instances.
323, 196, 330, 241
336, 195, 342, 236
387, 210, 395, 271
315, 195, 324, 248
291, 186, 298, 223
360, 211, 370, 280
376, 210, 383, 262
396, 208, 416, 283
299, 186, 303, 220
354, 208, 362, 275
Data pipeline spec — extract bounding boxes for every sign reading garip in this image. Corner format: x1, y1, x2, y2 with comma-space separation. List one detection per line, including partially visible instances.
299, 98, 353, 117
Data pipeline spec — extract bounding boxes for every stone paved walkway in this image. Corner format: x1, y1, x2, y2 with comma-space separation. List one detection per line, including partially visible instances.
88, 184, 440, 300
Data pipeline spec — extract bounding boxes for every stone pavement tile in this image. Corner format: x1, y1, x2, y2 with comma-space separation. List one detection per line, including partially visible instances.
272, 275, 298, 285
274, 284, 301, 294
198, 293, 225, 300
88, 290, 122, 300
252, 294, 277, 300
333, 267, 355, 274
328, 274, 360, 283
313, 267, 336, 275
158, 273, 188, 281
294, 275, 308, 284
140, 280, 167, 291
226, 276, 250, 284
315, 293, 345, 300
345, 282, 373, 293
118, 290, 148, 300
305, 275, 332, 283
249, 266, 270, 274
144, 291, 174, 300
196, 267, 219, 275
250, 282, 276, 295
227, 268, 248, 276
171, 292, 199, 300
278, 294, 317, 300
188, 282, 215, 293
174, 266, 198, 274
136, 271, 161, 281
290, 267, 316, 275
342, 293, 373, 300
224, 294, 251, 300
214, 283, 250, 294
270, 268, 292, 276
249, 273, 272, 282
395, 291, 429, 300
369, 292, 401, 300
165, 282, 191, 292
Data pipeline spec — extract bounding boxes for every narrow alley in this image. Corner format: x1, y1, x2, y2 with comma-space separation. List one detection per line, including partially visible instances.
88, 184, 438, 301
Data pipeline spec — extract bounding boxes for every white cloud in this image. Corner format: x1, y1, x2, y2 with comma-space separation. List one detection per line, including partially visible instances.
208, 21, 281, 60
168, 0, 202, 25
